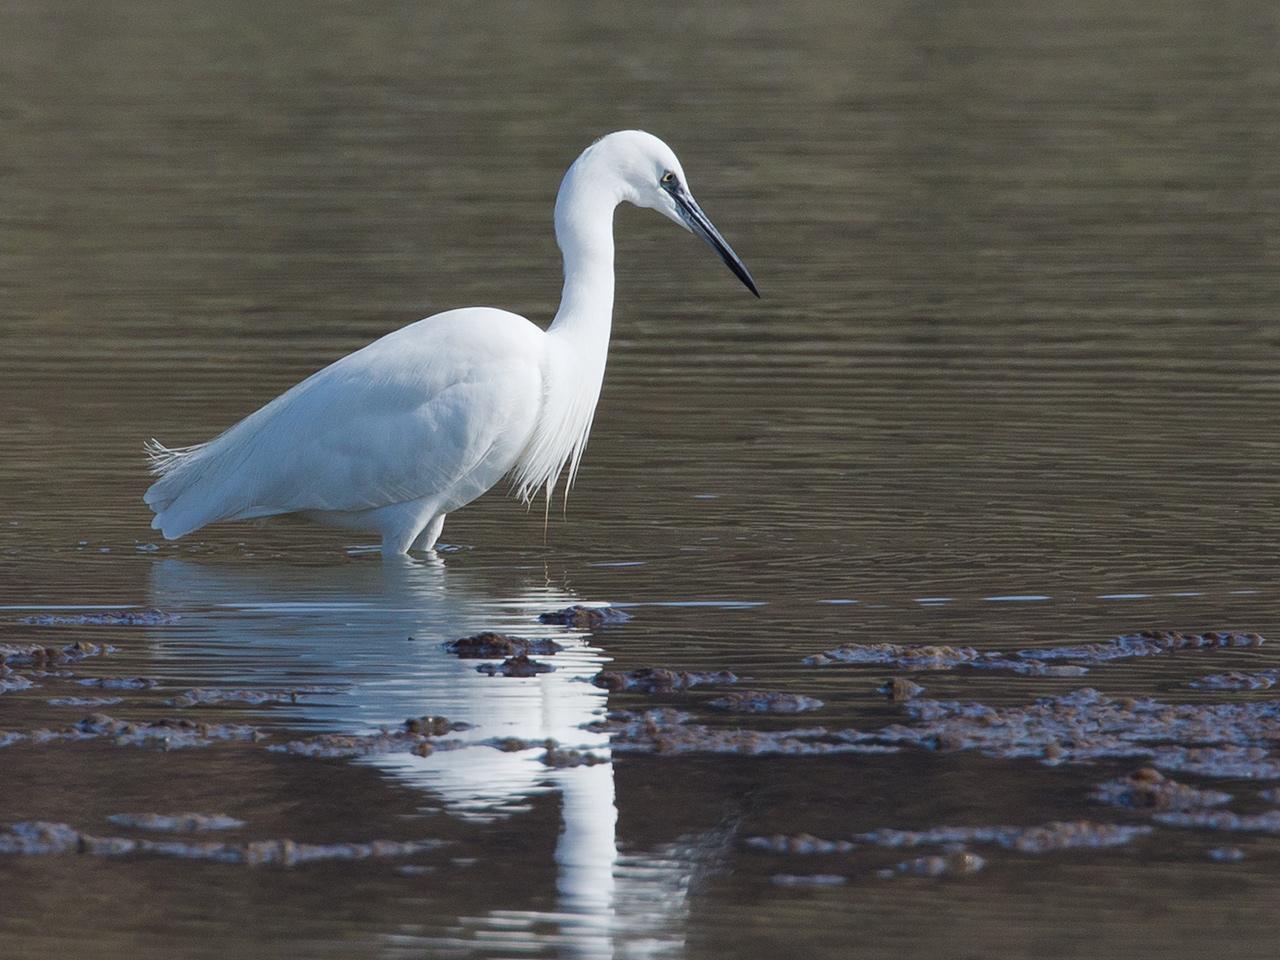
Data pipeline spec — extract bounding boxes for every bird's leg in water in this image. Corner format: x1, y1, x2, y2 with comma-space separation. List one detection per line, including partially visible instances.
409, 514, 446, 553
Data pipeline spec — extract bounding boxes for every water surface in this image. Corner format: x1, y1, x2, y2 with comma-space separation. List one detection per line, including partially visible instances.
2, 1, 1280, 957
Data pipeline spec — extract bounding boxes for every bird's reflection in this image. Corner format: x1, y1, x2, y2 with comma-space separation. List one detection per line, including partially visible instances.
146, 556, 676, 957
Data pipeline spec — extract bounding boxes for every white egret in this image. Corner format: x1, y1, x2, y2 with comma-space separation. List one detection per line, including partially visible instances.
144, 130, 758, 555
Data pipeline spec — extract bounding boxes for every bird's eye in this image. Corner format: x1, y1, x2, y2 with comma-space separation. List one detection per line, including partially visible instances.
661, 171, 676, 185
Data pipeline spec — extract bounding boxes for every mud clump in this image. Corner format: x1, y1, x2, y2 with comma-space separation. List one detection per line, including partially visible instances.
1149, 746, 1280, 781
75, 677, 157, 690
804, 642, 1086, 677
167, 686, 345, 708
4, 642, 118, 694
1090, 768, 1232, 811
770, 873, 847, 887
880, 678, 925, 701
1017, 630, 1264, 663
538, 605, 631, 628
601, 708, 899, 757
479, 736, 607, 766
47, 696, 123, 707
0, 665, 34, 695
476, 655, 554, 677
707, 691, 824, 714
442, 633, 563, 659
270, 715, 468, 758
16, 609, 179, 626
592, 667, 738, 694
749, 821, 1150, 857
1207, 846, 1246, 862
745, 834, 856, 855
542, 744, 608, 768
857, 820, 1152, 853
72, 714, 261, 749
403, 716, 469, 736
806, 630, 1264, 675
0, 714, 262, 751
268, 734, 457, 760
1153, 810, 1280, 835
230, 837, 443, 866
877, 851, 986, 879
0, 641, 114, 668
0, 821, 82, 855
490, 737, 538, 752
1189, 670, 1279, 691
0, 821, 442, 867
804, 643, 982, 669
108, 813, 246, 832
876, 689, 1280, 779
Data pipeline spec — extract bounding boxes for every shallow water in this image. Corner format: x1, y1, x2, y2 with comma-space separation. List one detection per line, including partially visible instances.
3, 1, 1280, 957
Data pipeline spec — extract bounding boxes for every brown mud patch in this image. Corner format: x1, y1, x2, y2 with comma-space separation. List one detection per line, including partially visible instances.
748, 820, 1151, 855
806, 630, 1264, 676
442, 633, 563, 658
1189, 670, 1279, 691
542, 744, 608, 768
880, 678, 925, 701
1153, 810, 1280, 834
476, 654, 554, 677
707, 691, 824, 714
1208, 846, 1246, 861
592, 667, 738, 694
875, 689, 1280, 778
1015, 630, 1263, 662
108, 813, 246, 832
0, 666, 34, 695
745, 834, 856, 855
74, 677, 158, 690
745, 822, 1141, 882
1089, 768, 1232, 811
599, 708, 898, 757
0, 820, 442, 867
804, 642, 1086, 676
878, 851, 986, 879
860, 820, 1153, 852
269, 715, 469, 758
770, 873, 847, 886
1, 714, 262, 751
538, 605, 631, 628
167, 686, 346, 708
2, 642, 118, 695
15, 609, 179, 626
0, 641, 115, 667
595, 687, 1280, 780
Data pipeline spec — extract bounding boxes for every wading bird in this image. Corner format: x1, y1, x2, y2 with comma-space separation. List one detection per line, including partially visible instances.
144, 131, 759, 554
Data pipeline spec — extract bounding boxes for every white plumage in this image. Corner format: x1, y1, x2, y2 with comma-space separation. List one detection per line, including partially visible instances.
144, 130, 758, 555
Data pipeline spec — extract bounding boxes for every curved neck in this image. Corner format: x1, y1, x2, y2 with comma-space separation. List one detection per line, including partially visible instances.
510, 152, 623, 506
548, 154, 620, 351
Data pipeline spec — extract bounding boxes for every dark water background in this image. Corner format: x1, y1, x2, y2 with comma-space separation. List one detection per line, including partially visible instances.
2, 1, 1279, 957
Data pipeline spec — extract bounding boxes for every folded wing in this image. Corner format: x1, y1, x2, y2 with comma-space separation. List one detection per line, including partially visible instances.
144, 308, 545, 540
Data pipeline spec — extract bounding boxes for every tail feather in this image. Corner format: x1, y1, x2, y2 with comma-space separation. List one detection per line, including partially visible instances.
144, 437, 206, 479
142, 438, 218, 538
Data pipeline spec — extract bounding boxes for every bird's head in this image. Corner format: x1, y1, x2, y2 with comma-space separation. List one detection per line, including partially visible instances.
571, 130, 760, 297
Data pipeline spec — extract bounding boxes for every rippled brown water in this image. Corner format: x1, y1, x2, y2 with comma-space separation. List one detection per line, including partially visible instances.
3, 1, 1280, 957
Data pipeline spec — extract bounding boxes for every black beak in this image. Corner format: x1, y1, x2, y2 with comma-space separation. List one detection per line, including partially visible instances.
667, 182, 760, 297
